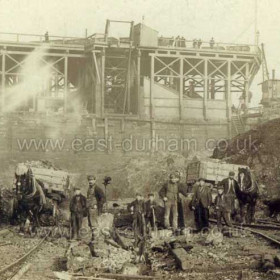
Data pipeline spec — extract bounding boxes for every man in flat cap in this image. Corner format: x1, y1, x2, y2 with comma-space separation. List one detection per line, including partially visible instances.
215, 185, 233, 231
159, 172, 188, 231
191, 178, 212, 232
70, 187, 87, 240
87, 175, 105, 229
218, 171, 239, 214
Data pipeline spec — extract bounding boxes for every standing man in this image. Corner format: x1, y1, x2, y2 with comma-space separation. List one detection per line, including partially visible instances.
144, 193, 157, 234
87, 175, 105, 229
191, 178, 212, 232
214, 185, 233, 230
159, 173, 188, 232
70, 187, 87, 240
219, 171, 239, 215
128, 193, 146, 262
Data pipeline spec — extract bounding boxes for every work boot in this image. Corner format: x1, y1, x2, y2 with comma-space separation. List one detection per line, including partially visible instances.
88, 241, 99, 257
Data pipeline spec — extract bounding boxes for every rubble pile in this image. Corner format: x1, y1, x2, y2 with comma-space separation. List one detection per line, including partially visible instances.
217, 118, 280, 197
66, 213, 135, 274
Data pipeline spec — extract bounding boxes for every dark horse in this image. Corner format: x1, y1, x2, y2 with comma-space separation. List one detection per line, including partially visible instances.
14, 167, 46, 232
236, 167, 259, 224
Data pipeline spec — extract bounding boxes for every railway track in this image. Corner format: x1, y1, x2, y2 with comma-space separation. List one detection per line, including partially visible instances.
209, 218, 280, 247
0, 227, 52, 280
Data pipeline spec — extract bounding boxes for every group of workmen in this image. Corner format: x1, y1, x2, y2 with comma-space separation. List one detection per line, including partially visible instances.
69, 170, 239, 241
69, 175, 105, 240
127, 170, 239, 242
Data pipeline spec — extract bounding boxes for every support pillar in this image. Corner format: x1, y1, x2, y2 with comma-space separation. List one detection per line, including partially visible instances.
93, 53, 102, 117
179, 58, 184, 120
64, 55, 68, 113
137, 50, 141, 116
226, 61, 232, 121
203, 59, 208, 120
150, 55, 155, 119
101, 49, 105, 118
126, 50, 131, 114
245, 63, 250, 109
1, 51, 5, 112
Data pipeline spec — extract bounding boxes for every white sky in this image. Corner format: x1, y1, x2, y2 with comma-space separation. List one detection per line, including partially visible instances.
0, 0, 279, 107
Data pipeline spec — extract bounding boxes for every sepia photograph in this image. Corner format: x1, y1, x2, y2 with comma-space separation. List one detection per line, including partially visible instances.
0, 0, 280, 279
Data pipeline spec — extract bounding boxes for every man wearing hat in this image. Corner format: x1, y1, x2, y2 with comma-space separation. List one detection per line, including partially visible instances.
218, 171, 239, 214
144, 193, 158, 233
87, 175, 105, 229
159, 172, 188, 231
128, 192, 146, 260
191, 178, 212, 232
215, 185, 233, 230
69, 187, 87, 240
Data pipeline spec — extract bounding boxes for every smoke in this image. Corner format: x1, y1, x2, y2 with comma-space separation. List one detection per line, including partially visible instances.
4, 46, 51, 112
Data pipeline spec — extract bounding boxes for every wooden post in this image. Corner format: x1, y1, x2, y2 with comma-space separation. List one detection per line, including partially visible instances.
127, 50, 131, 114
137, 50, 141, 116
150, 121, 156, 155
64, 55, 68, 114
226, 60, 232, 121
1, 51, 5, 112
203, 59, 208, 120
245, 63, 249, 109
150, 55, 155, 119
93, 53, 102, 117
101, 49, 105, 118
179, 58, 184, 120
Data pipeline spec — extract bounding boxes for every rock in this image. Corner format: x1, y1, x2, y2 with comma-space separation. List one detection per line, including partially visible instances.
262, 261, 275, 272
274, 254, 280, 267
263, 254, 274, 263
121, 262, 140, 275
71, 243, 91, 258
171, 247, 190, 271
205, 230, 223, 246
261, 254, 276, 272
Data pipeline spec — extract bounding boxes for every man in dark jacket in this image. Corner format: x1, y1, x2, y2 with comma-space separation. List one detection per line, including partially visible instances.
145, 193, 157, 233
218, 171, 239, 214
159, 172, 188, 231
191, 178, 212, 232
70, 187, 87, 240
128, 193, 146, 261
215, 185, 233, 230
87, 175, 105, 229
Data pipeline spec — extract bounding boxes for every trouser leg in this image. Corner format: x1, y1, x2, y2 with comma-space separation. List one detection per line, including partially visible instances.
201, 207, 209, 229
171, 202, 178, 230
88, 208, 98, 228
71, 213, 77, 239
150, 216, 155, 230
194, 205, 203, 231
164, 202, 171, 229
216, 210, 222, 230
223, 210, 233, 227
76, 213, 83, 238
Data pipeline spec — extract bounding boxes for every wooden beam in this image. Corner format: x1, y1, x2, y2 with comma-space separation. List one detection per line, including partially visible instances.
126, 49, 132, 113
101, 50, 105, 118
64, 55, 68, 113
150, 55, 155, 119
226, 60, 232, 121
245, 63, 250, 108
2, 50, 85, 58
137, 50, 141, 116
203, 59, 208, 120
179, 58, 184, 120
1, 52, 5, 111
